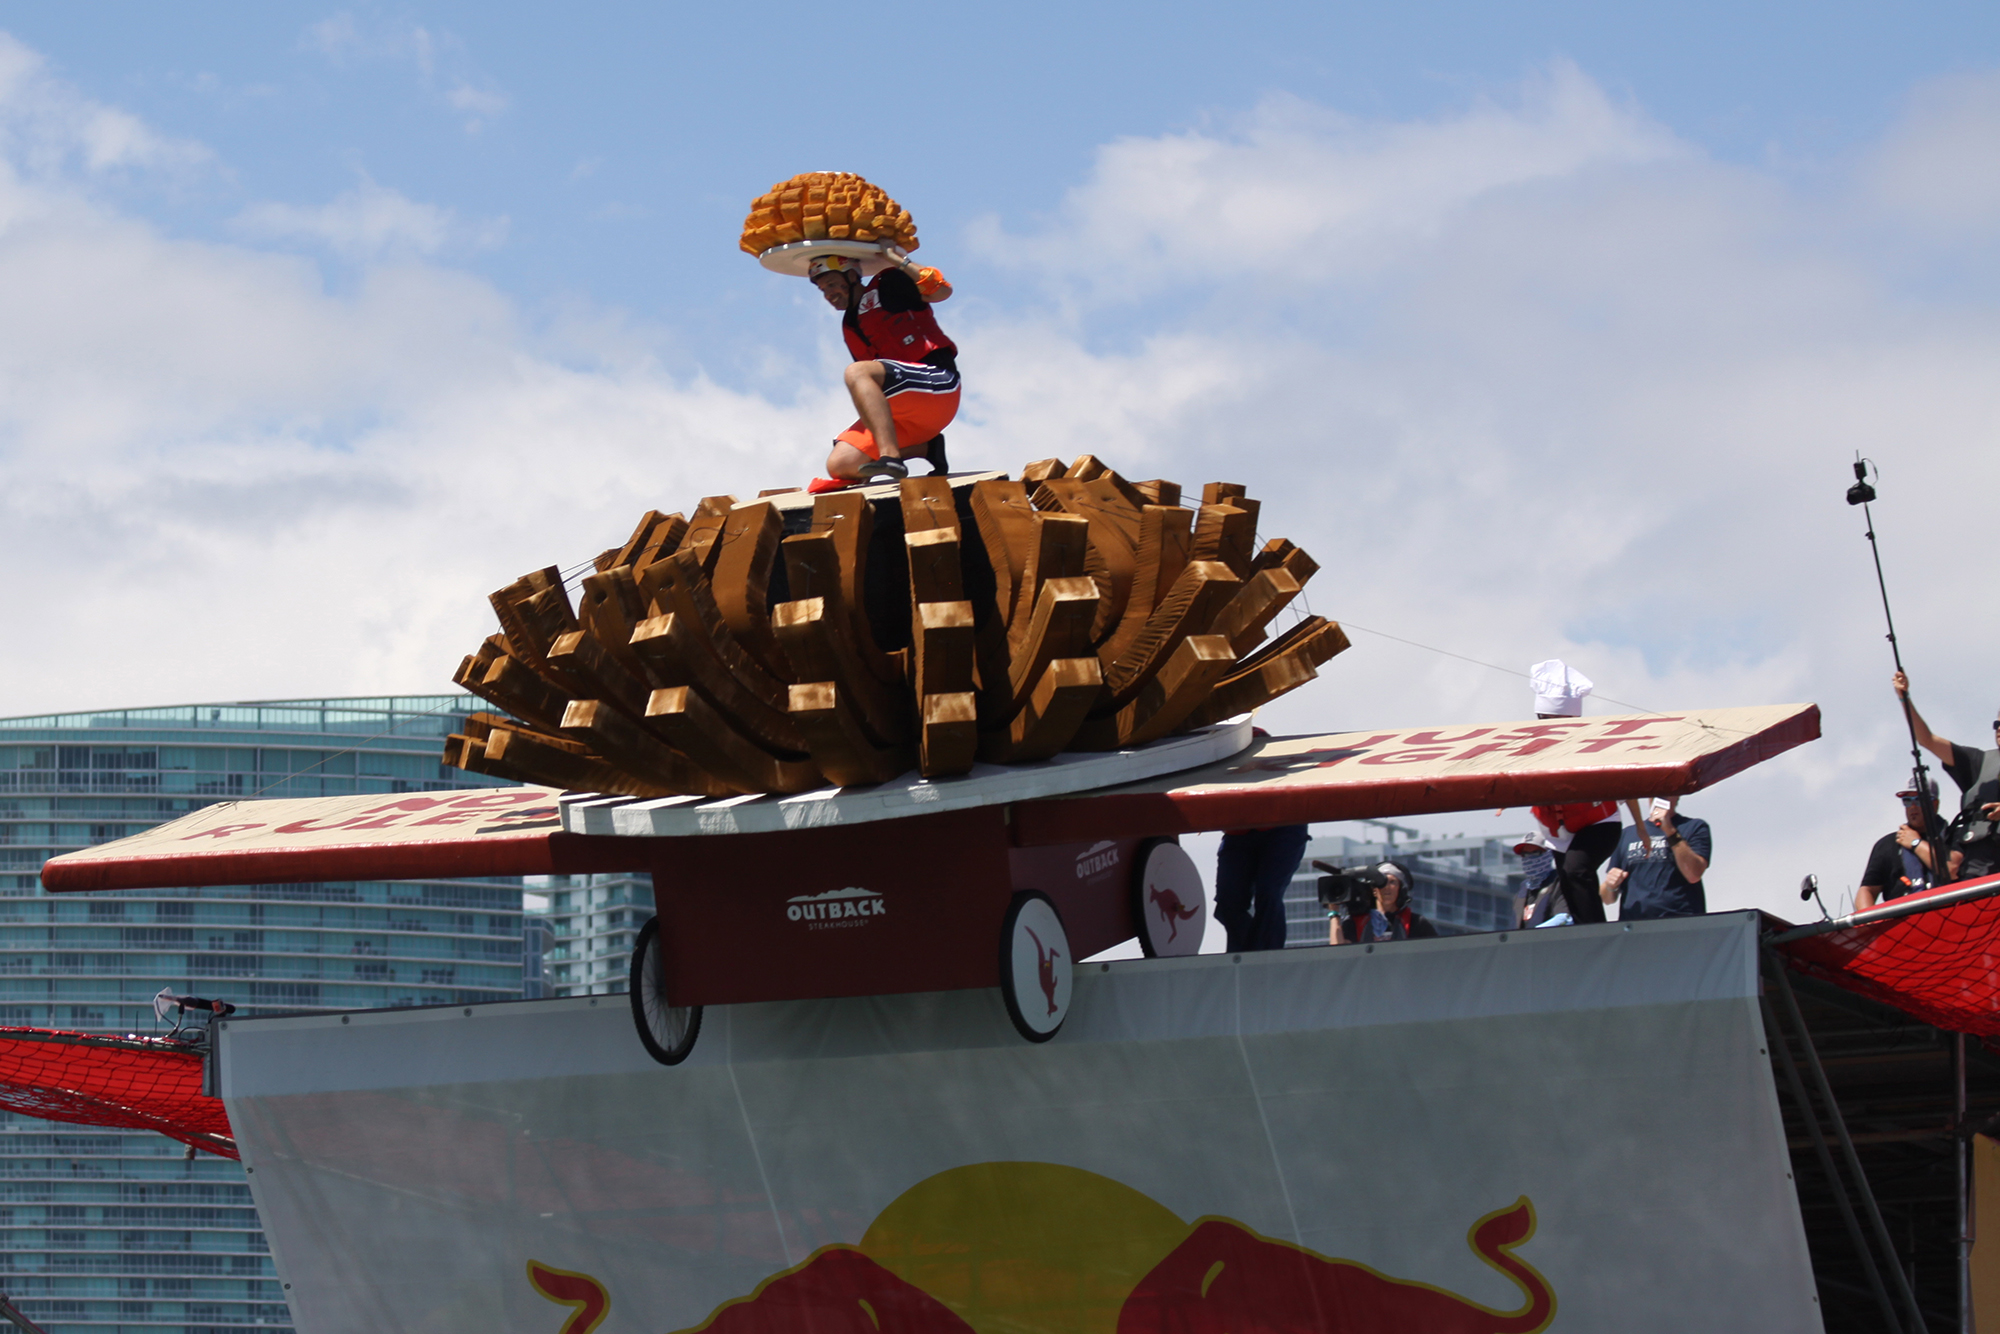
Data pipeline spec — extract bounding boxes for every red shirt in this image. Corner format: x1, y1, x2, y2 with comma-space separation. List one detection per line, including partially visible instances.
842, 270, 957, 366
1531, 801, 1620, 839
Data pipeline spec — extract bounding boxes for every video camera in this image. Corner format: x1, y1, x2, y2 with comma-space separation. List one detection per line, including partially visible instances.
1312, 860, 1390, 916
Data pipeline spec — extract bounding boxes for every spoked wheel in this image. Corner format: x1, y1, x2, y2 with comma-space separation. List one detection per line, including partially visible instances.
629, 916, 702, 1065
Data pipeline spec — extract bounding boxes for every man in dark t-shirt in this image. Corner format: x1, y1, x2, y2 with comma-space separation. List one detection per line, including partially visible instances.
1893, 672, 2000, 880
1856, 779, 1943, 911
1602, 799, 1711, 919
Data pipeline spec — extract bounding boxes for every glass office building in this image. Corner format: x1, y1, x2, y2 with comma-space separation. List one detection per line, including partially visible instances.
0, 696, 525, 1334
1281, 831, 1532, 944
537, 871, 653, 997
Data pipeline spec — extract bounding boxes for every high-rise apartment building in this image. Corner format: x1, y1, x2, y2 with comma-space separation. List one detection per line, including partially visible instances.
537, 871, 654, 996
0, 696, 525, 1334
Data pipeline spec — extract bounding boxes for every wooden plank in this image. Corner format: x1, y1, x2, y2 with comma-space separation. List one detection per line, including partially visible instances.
631, 513, 689, 583
547, 629, 653, 720
813, 490, 903, 685
781, 529, 902, 685
677, 495, 738, 574
560, 699, 734, 797
1208, 568, 1303, 657
920, 691, 978, 778
612, 510, 671, 570
645, 686, 823, 794
1225, 614, 1347, 681
1201, 482, 1246, 504
1190, 503, 1256, 579
709, 500, 792, 682
1009, 512, 1090, 653
1185, 651, 1319, 730
1035, 477, 1141, 642
905, 528, 965, 604
1103, 560, 1241, 706
488, 566, 565, 664
1020, 458, 1067, 484
1005, 576, 1098, 715
898, 475, 960, 535
1101, 504, 1194, 665
969, 479, 1036, 618
644, 549, 791, 710
787, 681, 916, 786
628, 611, 808, 754
914, 600, 976, 697
467, 655, 573, 732
770, 599, 911, 746
446, 735, 541, 786
1250, 537, 1319, 585
1114, 634, 1238, 747
1067, 454, 1106, 482
483, 725, 669, 797
574, 568, 650, 678
978, 657, 1103, 763
1133, 480, 1182, 508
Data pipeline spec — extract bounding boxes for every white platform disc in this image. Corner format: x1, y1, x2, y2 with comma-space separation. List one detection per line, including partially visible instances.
558, 716, 1254, 839
1001, 892, 1072, 1041
757, 238, 895, 277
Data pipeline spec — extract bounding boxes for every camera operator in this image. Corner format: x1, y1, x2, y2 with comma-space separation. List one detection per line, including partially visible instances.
1856, 778, 1943, 911
1321, 861, 1438, 945
1894, 671, 2000, 881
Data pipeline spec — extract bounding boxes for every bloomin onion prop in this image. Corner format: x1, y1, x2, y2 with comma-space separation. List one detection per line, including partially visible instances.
739, 171, 918, 256
447, 458, 1343, 798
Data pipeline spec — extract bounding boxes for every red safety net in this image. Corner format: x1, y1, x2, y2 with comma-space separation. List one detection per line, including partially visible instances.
0, 1028, 236, 1158
1778, 873, 2000, 1037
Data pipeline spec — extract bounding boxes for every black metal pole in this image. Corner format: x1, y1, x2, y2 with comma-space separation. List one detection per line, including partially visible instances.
1852, 459, 1953, 873
1959, 1031, 1971, 1334
1770, 950, 1930, 1332
1762, 992, 1901, 1330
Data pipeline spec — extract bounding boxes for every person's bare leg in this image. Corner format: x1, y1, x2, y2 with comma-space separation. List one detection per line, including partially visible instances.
844, 362, 902, 460
826, 441, 872, 480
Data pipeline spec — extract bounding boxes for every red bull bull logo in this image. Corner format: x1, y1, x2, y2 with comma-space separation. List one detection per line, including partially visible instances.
527, 1259, 611, 1334
634, 1162, 1555, 1334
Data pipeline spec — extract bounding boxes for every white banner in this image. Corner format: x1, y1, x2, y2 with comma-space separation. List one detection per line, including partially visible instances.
223, 912, 1819, 1334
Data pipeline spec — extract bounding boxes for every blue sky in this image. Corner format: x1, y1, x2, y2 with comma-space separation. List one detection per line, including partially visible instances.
2, 7, 1999, 915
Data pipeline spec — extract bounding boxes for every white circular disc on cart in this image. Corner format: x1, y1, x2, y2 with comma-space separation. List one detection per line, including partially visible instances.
1001, 893, 1072, 1042
1135, 841, 1206, 958
757, 239, 894, 277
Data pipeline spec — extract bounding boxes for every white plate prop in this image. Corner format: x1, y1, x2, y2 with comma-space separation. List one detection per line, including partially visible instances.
1000, 892, 1072, 1043
758, 239, 894, 278
1133, 839, 1206, 958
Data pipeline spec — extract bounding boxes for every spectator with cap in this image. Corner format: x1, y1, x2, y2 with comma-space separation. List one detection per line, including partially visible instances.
1893, 671, 2000, 881
1600, 796, 1710, 919
1525, 659, 1620, 926
1856, 777, 1944, 912
1332, 861, 1438, 944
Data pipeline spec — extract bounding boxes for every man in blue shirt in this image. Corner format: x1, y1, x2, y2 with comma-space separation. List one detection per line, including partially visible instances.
1601, 798, 1711, 919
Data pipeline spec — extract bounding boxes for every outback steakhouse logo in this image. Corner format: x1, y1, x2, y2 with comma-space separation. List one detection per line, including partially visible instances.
786, 887, 885, 930
1074, 841, 1121, 880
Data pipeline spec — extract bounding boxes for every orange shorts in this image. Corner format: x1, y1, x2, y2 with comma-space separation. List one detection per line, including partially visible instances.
835, 360, 961, 457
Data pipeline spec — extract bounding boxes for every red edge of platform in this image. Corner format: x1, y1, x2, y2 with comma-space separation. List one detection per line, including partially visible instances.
40, 831, 658, 893
1010, 705, 1822, 846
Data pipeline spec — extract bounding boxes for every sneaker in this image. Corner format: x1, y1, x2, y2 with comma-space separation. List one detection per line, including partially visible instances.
855, 457, 909, 483
924, 433, 949, 476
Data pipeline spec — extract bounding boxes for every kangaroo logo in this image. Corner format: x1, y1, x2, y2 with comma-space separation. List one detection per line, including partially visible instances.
1025, 926, 1062, 1015
1148, 884, 1198, 943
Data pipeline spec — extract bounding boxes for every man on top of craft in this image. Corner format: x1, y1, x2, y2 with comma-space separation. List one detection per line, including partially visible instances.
737, 171, 961, 490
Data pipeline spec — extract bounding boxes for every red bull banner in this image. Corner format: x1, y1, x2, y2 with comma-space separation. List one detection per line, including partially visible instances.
218, 913, 1820, 1333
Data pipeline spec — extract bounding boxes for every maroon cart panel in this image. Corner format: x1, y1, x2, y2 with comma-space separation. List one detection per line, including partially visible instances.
653, 809, 1015, 1007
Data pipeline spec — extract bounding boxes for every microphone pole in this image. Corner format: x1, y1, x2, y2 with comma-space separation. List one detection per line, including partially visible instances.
1847, 457, 1950, 880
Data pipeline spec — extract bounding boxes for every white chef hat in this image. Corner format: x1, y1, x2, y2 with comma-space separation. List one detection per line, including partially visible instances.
1530, 659, 1593, 717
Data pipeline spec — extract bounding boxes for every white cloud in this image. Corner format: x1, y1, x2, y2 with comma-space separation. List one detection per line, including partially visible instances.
232, 178, 507, 260
299, 12, 507, 130
2, 41, 1998, 931
0, 32, 208, 176
1863, 69, 2000, 234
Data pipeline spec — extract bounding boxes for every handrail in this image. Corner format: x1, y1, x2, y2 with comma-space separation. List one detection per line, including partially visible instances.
1767, 875, 2000, 945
